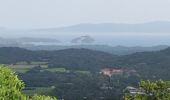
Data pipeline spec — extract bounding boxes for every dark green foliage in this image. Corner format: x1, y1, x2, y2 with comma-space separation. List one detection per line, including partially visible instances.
0, 47, 117, 71
46, 48, 117, 70
115, 47, 170, 79
20, 67, 139, 100
2, 47, 170, 75
0, 47, 41, 64
24, 45, 168, 55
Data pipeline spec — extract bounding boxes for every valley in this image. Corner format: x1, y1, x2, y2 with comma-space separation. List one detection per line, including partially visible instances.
1, 47, 170, 99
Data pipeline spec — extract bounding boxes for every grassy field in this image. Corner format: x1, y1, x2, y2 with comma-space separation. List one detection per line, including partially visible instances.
75, 70, 91, 74
8, 62, 91, 75
23, 87, 54, 96
45, 68, 70, 73
30, 61, 48, 65
8, 65, 35, 73
16, 61, 48, 65
8, 61, 48, 73
16, 61, 28, 65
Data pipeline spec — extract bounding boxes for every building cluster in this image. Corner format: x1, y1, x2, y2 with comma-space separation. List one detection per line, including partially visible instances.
100, 68, 136, 77
100, 68, 123, 77
123, 86, 145, 97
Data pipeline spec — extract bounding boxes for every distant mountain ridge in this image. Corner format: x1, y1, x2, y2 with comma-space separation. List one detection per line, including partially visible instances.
34, 21, 170, 33
23, 45, 169, 55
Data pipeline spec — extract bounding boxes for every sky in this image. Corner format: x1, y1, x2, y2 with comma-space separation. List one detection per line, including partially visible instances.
0, 0, 170, 29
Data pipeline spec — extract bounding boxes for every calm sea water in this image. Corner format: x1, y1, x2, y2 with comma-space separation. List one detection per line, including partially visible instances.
2, 31, 170, 46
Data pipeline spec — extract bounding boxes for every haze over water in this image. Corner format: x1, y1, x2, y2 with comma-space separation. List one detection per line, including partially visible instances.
1, 30, 169, 46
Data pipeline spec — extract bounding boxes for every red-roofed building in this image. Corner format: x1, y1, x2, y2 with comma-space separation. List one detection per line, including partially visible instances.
100, 68, 123, 77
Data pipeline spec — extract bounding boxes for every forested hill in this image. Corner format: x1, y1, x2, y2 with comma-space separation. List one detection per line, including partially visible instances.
24, 45, 168, 56
0, 47, 40, 63
0, 47, 117, 70
114, 47, 170, 79
1, 47, 170, 74
40, 48, 118, 70
116, 47, 170, 65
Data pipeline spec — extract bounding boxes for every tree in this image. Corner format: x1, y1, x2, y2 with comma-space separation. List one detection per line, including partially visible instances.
0, 64, 26, 99
124, 80, 170, 100
31, 94, 57, 100
0, 64, 57, 100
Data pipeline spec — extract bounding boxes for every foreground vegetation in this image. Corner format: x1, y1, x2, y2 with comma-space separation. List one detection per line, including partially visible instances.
0, 64, 57, 100
125, 80, 170, 100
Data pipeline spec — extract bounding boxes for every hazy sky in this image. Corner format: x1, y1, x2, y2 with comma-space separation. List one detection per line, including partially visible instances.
0, 0, 170, 29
